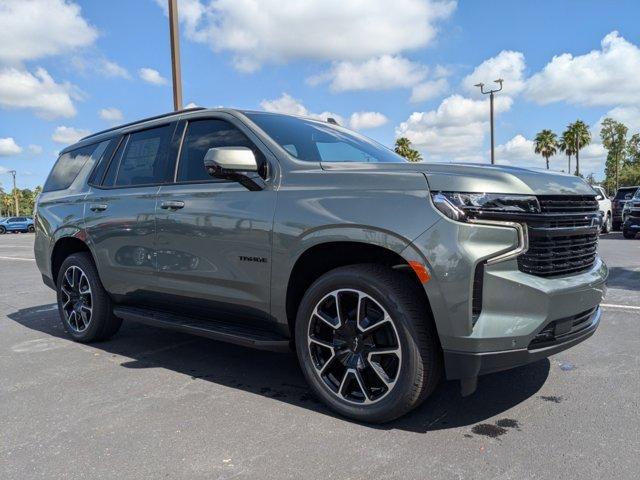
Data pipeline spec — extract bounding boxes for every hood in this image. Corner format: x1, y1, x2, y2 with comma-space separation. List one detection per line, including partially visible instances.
320, 162, 596, 196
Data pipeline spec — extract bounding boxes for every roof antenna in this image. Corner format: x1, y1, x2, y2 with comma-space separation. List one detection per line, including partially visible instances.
326, 117, 339, 125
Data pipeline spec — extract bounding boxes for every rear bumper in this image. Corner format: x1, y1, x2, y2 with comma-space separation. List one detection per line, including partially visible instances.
443, 307, 600, 379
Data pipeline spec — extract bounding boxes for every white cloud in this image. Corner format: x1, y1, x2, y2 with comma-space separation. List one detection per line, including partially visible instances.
596, 105, 640, 134
185, 102, 199, 108
260, 93, 345, 125
99, 107, 123, 122
0, 67, 80, 118
348, 112, 388, 130
463, 50, 526, 96
525, 31, 640, 106
410, 78, 449, 103
309, 55, 428, 92
395, 94, 512, 160
139, 68, 168, 85
99, 59, 131, 79
0, 137, 22, 156
0, 166, 11, 175
52, 126, 90, 145
494, 135, 608, 178
27, 144, 43, 155
0, 0, 97, 64
156, 0, 456, 72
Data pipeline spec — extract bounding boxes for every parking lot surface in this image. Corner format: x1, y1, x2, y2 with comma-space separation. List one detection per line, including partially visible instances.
1, 232, 639, 479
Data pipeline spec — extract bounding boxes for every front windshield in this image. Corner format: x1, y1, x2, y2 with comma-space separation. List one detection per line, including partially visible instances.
245, 112, 407, 163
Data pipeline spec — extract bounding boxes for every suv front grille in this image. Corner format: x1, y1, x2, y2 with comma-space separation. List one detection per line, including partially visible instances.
477, 195, 600, 278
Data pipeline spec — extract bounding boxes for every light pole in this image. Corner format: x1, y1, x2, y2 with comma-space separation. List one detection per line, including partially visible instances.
475, 79, 504, 165
8, 169, 19, 216
168, 0, 183, 111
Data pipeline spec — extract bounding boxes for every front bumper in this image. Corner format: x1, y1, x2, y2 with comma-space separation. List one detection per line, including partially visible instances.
403, 218, 608, 382
444, 307, 600, 379
623, 213, 640, 230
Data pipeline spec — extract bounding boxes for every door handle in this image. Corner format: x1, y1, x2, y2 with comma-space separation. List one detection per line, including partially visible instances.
89, 204, 108, 212
160, 200, 185, 210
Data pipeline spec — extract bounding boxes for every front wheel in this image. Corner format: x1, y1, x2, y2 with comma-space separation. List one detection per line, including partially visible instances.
601, 213, 612, 234
295, 264, 442, 423
0, 226, 5, 234
623, 228, 636, 239
56, 252, 122, 342
27, 225, 35, 233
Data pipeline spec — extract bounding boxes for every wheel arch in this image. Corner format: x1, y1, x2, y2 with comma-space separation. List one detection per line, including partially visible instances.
50, 235, 96, 284
284, 240, 434, 337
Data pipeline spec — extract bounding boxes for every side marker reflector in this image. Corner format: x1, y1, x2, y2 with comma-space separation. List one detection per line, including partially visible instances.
408, 261, 431, 284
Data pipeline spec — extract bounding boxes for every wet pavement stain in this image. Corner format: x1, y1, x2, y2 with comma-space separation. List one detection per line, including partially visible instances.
471, 423, 508, 438
540, 395, 563, 403
495, 418, 520, 429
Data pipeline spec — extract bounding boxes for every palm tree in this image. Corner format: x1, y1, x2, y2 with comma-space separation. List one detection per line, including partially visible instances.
394, 137, 423, 162
534, 129, 558, 170
565, 120, 591, 176
558, 132, 576, 174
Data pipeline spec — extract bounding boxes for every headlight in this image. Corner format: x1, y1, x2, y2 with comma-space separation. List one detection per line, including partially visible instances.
431, 192, 540, 222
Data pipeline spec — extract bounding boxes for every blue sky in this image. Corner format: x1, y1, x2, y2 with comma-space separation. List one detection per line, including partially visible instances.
1, 0, 640, 189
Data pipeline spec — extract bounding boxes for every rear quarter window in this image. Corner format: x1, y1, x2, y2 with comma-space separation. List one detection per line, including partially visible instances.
43, 141, 109, 192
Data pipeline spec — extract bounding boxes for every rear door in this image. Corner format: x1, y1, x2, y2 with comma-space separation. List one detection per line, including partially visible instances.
84, 123, 178, 303
154, 115, 278, 323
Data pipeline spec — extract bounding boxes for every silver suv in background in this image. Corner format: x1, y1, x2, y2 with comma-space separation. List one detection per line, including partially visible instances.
34, 108, 608, 422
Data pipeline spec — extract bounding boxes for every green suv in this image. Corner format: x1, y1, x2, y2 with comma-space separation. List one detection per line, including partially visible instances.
34, 108, 607, 422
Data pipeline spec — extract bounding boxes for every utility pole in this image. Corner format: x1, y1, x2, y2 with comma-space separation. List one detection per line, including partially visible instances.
168, 0, 183, 111
475, 79, 504, 164
8, 169, 19, 216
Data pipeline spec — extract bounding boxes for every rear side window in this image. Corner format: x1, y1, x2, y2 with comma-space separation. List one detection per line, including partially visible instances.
105, 125, 174, 187
176, 119, 265, 183
615, 188, 638, 199
43, 143, 100, 192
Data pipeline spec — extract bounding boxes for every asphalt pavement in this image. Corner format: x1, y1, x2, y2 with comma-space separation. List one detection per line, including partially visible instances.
1, 232, 639, 479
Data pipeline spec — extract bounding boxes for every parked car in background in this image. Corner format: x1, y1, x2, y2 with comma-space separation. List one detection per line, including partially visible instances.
622, 188, 640, 239
0, 216, 34, 234
34, 108, 607, 423
612, 186, 639, 230
593, 186, 612, 234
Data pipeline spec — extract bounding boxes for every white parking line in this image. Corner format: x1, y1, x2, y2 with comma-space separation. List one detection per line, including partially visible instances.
601, 303, 640, 311
0, 256, 35, 262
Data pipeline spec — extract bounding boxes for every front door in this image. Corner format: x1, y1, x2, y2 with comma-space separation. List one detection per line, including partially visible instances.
155, 117, 277, 323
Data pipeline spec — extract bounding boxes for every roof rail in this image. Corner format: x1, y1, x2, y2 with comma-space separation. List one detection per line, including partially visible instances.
80, 107, 206, 141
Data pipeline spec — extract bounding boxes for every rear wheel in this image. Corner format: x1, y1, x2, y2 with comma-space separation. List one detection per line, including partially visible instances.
295, 264, 441, 423
0, 226, 5, 234
56, 252, 122, 342
623, 228, 636, 239
27, 225, 35, 233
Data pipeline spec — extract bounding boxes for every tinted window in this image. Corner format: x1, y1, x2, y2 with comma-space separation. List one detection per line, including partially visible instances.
43, 143, 100, 192
246, 112, 405, 163
111, 125, 174, 187
615, 187, 638, 199
177, 119, 264, 182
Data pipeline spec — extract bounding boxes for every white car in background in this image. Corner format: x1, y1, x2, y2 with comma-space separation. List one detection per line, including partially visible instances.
593, 185, 612, 234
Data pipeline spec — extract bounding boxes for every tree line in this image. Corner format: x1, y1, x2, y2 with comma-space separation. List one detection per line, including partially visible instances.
0, 186, 42, 217
395, 118, 640, 194
534, 118, 639, 193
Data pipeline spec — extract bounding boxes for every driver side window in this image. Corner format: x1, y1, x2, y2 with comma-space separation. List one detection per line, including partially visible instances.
176, 119, 265, 183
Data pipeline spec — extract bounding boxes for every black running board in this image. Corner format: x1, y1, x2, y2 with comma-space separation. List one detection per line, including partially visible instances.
113, 306, 290, 352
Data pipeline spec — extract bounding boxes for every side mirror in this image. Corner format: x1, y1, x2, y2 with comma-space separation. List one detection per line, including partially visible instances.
595, 194, 604, 201
204, 147, 258, 174
203, 147, 264, 191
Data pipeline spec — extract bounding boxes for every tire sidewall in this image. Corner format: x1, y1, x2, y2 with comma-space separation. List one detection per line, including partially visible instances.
295, 267, 426, 422
0, 226, 5, 234
56, 253, 109, 341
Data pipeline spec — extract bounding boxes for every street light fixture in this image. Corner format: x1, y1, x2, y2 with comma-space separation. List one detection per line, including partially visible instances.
8, 169, 19, 216
475, 78, 504, 165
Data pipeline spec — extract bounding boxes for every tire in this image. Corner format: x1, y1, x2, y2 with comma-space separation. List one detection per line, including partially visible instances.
295, 264, 442, 423
27, 225, 35, 233
56, 252, 122, 342
0, 226, 5, 234
623, 229, 636, 239
601, 213, 612, 234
